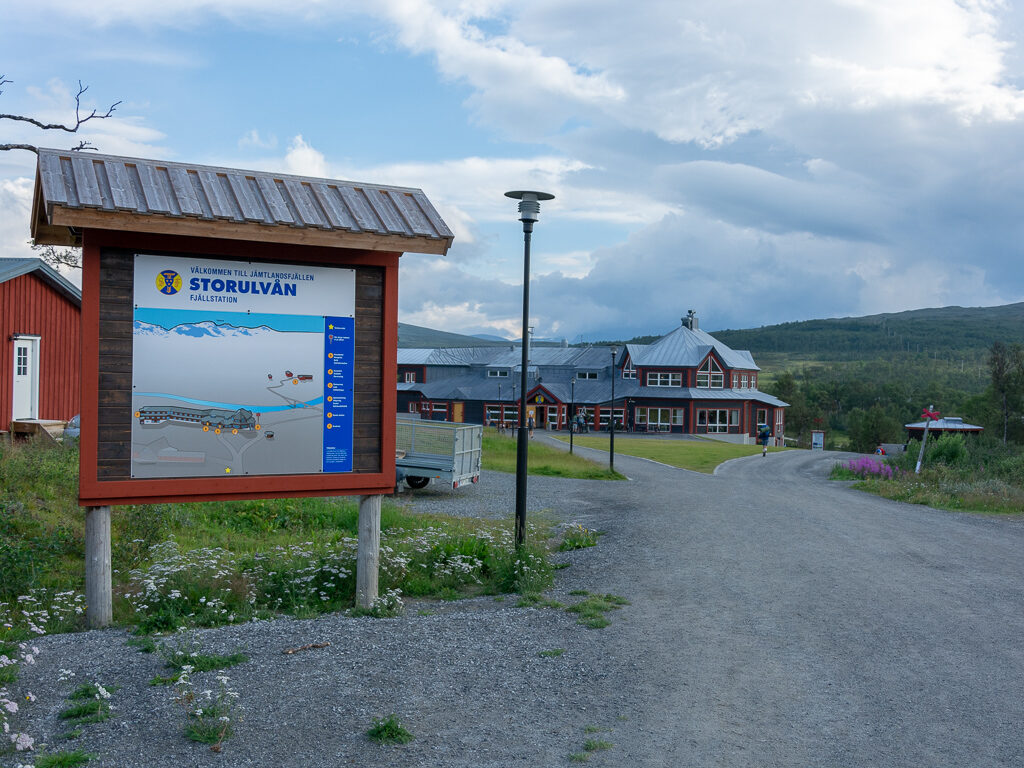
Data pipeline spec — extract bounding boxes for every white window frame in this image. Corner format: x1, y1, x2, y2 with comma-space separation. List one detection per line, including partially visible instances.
487, 369, 509, 378
697, 408, 733, 433
622, 362, 637, 379
404, 371, 416, 383
646, 371, 682, 387
577, 371, 598, 380
741, 374, 749, 389
757, 408, 768, 427
697, 357, 724, 388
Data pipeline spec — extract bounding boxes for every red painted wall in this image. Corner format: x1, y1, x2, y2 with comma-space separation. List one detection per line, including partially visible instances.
0, 272, 80, 427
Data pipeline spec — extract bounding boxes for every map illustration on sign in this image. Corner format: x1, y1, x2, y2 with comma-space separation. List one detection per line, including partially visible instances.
131, 254, 355, 478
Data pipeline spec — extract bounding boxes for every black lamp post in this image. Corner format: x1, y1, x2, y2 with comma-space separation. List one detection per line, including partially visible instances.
609, 346, 617, 472
505, 190, 554, 548
569, 376, 576, 455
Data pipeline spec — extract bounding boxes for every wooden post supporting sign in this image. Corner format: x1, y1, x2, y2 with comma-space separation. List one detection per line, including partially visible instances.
85, 505, 112, 628
356, 495, 382, 608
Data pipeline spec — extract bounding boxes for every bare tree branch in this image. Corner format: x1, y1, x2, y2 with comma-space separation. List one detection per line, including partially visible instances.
0, 75, 121, 154
32, 242, 82, 270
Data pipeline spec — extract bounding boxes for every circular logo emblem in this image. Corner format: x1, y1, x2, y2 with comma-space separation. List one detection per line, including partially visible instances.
156, 270, 182, 295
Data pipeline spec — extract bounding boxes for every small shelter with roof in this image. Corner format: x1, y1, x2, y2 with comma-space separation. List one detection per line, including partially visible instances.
398, 311, 788, 443
0, 257, 81, 430
904, 416, 983, 441
30, 148, 452, 507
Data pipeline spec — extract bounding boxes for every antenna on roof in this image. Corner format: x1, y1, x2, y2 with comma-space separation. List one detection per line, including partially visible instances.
684, 309, 698, 330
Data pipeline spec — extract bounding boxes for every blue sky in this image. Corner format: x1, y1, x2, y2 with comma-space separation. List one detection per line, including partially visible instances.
3, 0, 1024, 341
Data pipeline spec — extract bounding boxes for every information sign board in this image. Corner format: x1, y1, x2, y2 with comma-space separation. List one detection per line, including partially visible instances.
131, 254, 355, 478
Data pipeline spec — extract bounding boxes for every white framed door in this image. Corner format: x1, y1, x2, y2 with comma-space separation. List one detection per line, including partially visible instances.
12, 336, 40, 420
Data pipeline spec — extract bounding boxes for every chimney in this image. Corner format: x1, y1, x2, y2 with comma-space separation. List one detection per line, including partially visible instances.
683, 309, 698, 330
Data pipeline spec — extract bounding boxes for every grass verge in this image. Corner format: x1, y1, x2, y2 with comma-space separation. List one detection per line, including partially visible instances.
482, 429, 625, 479
557, 435, 782, 473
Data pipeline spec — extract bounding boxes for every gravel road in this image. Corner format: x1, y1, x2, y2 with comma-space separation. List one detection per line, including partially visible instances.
7, 442, 1024, 767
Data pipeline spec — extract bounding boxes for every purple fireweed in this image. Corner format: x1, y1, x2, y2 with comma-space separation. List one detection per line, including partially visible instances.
845, 456, 894, 480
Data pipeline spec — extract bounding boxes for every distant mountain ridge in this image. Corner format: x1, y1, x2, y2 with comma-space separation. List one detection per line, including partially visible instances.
398, 322, 566, 349
708, 303, 1024, 360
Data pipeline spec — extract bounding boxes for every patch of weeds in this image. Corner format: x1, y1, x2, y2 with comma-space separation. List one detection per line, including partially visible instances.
126, 635, 157, 653
69, 683, 120, 700
367, 713, 414, 745
538, 648, 565, 658
174, 670, 239, 751
61, 727, 84, 740
150, 673, 181, 686
517, 593, 563, 609
558, 524, 600, 551
493, 596, 506, 602
417, 609, 435, 616
566, 592, 630, 629
568, 589, 589, 596
584, 738, 613, 752
553, 562, 571, 570
159, 631, 248, 673
569, 752, 590, 762
34, 750, 94, 768
349, 588, 405, 618
59, 683, 114, 725
583, 725, 603, 733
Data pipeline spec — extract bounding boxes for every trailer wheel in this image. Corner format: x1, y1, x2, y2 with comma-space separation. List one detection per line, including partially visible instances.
406, 476, 430, 489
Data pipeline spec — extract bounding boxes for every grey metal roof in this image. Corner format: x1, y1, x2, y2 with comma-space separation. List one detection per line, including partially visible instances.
904, 417, 983, 431
32, 148, 453, 254
0, 257, 81, 306
631, 324, 759, 371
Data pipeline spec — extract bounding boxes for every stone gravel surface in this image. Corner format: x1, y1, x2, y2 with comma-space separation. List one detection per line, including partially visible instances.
7, 439, 1024, 767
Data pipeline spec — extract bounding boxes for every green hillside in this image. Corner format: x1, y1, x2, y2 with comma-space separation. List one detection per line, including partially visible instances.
709, 303, 1024, 362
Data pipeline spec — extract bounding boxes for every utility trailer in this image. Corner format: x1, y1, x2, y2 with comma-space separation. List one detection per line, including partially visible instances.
395, 415, 483, 491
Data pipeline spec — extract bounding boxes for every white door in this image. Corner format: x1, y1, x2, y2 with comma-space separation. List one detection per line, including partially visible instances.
12, 337, 40, 420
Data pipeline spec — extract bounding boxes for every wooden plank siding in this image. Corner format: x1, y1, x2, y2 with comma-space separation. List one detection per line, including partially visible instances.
0, 272, 80, 426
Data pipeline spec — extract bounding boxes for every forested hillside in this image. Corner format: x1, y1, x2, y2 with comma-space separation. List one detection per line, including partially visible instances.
710, 303, 1024, 362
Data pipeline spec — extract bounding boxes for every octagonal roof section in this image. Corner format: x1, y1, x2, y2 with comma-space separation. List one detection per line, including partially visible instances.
31, 148, 454, 255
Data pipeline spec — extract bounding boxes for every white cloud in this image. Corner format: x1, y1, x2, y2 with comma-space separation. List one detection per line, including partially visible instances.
238, 129, 278, 150
0, 179, 35, 260
284, 135, 328, 177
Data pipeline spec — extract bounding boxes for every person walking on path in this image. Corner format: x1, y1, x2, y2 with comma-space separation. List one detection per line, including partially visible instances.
759, 424, 771, 456
528, 413, 536, 439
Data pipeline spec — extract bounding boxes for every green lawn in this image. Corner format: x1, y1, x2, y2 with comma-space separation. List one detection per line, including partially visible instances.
555, 435, 784, 473
482, 429, 624, 480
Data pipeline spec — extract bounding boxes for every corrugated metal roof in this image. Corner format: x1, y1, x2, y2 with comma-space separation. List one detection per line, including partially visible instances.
904, 417, 983, 431
632, 324, 759, 371
32, 148, 453, 254
0, 257, 81, 305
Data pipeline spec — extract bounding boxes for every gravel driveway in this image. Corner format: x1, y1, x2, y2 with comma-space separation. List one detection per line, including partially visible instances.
7, 443, 1024, 767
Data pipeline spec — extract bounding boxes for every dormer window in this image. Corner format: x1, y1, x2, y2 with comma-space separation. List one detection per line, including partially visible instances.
487, 369, 509, 378
577, 371, 598, 380
697, 357, 724, 388
622, 361, 636, 379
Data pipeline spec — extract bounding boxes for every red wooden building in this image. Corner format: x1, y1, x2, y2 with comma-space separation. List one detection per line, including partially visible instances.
0, 258, 81, 428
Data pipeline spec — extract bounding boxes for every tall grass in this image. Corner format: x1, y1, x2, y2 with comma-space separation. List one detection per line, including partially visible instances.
834, 434, 1024, 515
0, 439, 556, 636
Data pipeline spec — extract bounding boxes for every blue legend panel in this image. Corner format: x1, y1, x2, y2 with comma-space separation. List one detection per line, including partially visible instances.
322, 316, 354, 472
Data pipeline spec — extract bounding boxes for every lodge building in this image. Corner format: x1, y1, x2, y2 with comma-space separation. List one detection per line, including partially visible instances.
397, 312, 787, 443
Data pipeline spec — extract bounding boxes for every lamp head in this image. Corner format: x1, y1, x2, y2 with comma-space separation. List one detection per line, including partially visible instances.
505, 190, 555, 224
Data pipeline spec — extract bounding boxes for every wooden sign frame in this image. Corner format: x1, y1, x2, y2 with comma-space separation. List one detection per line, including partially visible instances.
78, 229, 397, 506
